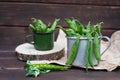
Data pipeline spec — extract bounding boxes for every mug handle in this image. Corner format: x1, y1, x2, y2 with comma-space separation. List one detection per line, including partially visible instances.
25, 34, 34, 44
100, 36, 111, 56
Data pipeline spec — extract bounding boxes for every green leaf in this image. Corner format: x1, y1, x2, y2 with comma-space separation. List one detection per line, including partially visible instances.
25, 67, 40, 77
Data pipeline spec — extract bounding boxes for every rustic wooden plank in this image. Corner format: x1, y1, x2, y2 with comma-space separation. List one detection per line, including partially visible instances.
0, 50, 120, 80
0, 2, 120, 29
0, 69, 26, 79
0, 58, 24, 69
102, 30, 117, 37
0, 67, 120, 80
0, 26, 59, 47
0, 51, 15, 58
0, 29, 116, 53
0, 26, 27, 46
0, 0, 120, 6
0, 26, 118, 48
0, 45, 16, 52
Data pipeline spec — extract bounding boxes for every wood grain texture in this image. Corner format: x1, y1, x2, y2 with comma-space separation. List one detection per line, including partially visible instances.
0, 26, 117, 47
0, 26, 59, 47
0, 1, 120, 80
0, 51, 120, 80
0, 56, 120, 80
0, 0, 120, 6
0, 46, 120, 80
0, 26, 28, 46
15, 42, 65, 61
0, 69, 120, 80
0, 2, 120, 29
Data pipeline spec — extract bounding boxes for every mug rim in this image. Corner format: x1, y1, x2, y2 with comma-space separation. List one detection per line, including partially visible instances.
66, 36, 102, 40
33, 31, 54, 35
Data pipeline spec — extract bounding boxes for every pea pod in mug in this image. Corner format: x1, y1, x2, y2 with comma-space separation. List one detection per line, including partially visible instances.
60, 18, 111, 72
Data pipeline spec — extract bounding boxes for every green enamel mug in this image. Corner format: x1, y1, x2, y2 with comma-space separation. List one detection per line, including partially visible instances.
26, 32, 54, 51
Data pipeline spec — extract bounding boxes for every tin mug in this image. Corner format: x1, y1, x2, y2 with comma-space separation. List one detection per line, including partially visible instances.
67, 36, 111, 67
26, 32, 54, 51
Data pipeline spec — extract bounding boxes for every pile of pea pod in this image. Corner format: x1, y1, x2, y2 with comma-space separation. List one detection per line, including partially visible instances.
60, 18, 103, 72
29, 18, 60, 33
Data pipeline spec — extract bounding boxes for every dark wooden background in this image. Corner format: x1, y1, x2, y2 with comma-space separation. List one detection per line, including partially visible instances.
0, 0, 120, 49
0, 0, 120, 80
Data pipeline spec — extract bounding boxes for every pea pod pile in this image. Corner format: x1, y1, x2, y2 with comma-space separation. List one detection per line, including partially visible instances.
29, 18, 60, 33
24, 60, 69, 77
60, 18, 103, 71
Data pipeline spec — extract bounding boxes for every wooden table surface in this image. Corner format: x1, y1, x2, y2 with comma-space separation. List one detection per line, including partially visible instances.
0, 46, 120, 80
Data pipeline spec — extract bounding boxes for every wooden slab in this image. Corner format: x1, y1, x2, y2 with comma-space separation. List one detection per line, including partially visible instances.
15, 42, 65, 61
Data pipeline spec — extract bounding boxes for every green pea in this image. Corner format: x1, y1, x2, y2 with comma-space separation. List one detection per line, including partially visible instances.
88, 39, 94, 68
24, 61, 70, 77
94, 22, 103, 36
66, 37, 80, 65
29, 24, 35, 31
93, 33, 101, 63
37, 20, 47, 32
65, 18, 77, 32
24, 62, 69, 71
47, 19, 60, 32
85, 39, 90, 72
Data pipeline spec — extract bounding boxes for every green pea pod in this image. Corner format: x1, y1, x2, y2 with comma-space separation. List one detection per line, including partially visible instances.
86, 21, 92, 33
71, 19, 77, 31
32, 18, 42, 32
29, 24, 36, 31
66, 37, 80, 65
59, 26, 76, 36
75, 19, 84, 29
83, 29, 90, 33
65, 18, 77, 32
27, 64, 68, 71
93, 33, 101, 63
85, 39, 90, 72
37, 20, 47, 32
59, 26, 68, 35
77, 24, 83, 35
66, 29, 76, 36
47, 19, 60, 32
88, 39, 94, 68
86, 21, 91, 30
24, 60, 69, 77
24, 61, 69, 71
94, 22, 103, 36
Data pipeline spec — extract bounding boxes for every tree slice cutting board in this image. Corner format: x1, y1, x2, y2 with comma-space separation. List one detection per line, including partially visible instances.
15, 42, 65, 61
